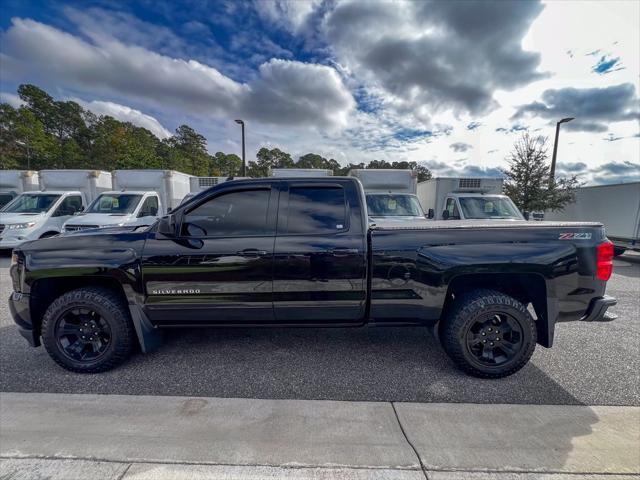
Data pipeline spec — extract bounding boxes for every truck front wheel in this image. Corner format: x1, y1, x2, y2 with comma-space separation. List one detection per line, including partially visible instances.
41, 287, 135, 373
440, 289, 537, 378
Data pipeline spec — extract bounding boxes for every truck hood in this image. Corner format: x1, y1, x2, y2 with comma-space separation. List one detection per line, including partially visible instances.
64, 213, 135, 227
0, 212, 45, 223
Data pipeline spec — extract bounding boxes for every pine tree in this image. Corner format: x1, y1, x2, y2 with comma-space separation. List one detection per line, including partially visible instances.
504, 133, 580, 213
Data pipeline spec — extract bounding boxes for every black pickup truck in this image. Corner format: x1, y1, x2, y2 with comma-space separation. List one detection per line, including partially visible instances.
9, 177, 617, 378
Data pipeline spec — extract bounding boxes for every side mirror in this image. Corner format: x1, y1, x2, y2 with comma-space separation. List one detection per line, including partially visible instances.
157, 214, 177, 237
427, 208, 434, 219
442, 210, 450, 220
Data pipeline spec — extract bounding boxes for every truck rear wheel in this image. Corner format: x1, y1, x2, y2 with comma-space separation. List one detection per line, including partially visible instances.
440, 289, 536, 378
41, 287, 135, 373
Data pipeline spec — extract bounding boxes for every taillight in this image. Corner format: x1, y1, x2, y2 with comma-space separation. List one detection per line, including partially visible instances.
596, 241, 614, 281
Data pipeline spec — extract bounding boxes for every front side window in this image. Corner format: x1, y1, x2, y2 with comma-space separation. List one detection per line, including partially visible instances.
444, 198, 460, 219
1, 194, 61, 213
87, 194, 142, 214
286, 186, 346, 234
366, 194, 424, 217
458, 196, 523, 220
55, 195, 83, 216
138, 196, 159, 217
182, 189, 271, 237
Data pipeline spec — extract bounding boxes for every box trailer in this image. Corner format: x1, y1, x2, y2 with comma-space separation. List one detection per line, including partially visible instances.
417, 177, 523, 221
270, 168, 333, 177
544, 182, 640, 255
0, 170, 40, 208
112, 170, 191, 213
1, 170, 111, 249
348, 169, 417, 194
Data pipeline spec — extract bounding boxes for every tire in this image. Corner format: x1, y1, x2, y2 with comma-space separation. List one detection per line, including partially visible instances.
613, 247, 626, 257
41, 287, 135, 373
440, 289, 536, 378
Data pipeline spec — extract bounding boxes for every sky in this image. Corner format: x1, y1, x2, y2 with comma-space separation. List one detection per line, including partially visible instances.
1, 0, 638, 184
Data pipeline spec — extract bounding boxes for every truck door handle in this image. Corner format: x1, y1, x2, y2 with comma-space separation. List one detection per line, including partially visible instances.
330, 248, 359, 257
236, 249, 268, 257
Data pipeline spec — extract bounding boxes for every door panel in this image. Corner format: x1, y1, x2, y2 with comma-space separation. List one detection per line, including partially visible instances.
141, 186, 277, 325
273, 184, 366, 323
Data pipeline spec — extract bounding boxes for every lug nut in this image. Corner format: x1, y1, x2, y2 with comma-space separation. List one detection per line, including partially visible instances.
482, 332, 486, 336
483, 340, 487, 343
490, 342, 494, 346
496, 337, 500, 341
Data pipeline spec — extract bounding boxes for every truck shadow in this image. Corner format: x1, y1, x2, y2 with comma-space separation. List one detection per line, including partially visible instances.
0, 323, 601, 475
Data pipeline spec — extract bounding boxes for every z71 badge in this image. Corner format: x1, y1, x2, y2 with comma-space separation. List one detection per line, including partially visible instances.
559, 232, 592, 240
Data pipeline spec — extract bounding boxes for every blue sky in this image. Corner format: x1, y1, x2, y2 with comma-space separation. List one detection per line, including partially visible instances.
1, 0, 639, 184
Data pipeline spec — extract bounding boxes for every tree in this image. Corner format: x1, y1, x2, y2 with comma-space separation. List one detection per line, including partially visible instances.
211, 152, 242, 177
504, 133, 580, 213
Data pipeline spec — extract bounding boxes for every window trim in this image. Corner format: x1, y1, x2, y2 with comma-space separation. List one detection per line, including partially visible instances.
277, 183, 350, 237
178, 186, 276, 239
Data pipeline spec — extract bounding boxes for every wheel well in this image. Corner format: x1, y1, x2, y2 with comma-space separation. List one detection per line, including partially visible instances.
29, 277, 127, 334
442, 273, 549, 345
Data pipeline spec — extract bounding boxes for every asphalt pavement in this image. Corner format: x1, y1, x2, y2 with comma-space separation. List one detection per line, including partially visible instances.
1, 252, 638, 406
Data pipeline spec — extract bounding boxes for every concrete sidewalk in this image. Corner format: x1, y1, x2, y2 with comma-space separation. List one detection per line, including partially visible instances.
1, 392, 638, 479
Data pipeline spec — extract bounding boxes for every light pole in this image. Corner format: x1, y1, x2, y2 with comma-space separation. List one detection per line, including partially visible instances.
550, 117, 574, 187
235, 119, 246, 176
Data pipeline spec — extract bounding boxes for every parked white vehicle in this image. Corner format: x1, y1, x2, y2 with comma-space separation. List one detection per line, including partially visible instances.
0, 170, 111, 249
0, 170, 40, 209
417, 177, 523, 221
545, 182, 640, 255
348, 169, 426, 222
63, 170, 191, 232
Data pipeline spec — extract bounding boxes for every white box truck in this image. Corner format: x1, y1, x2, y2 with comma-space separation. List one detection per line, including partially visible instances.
544, 182, 640, 255
0, 169, 111, 249
417, 177, 524, 221
0, 170, 40, 208
270, 168, 333, 177
63, 170, 191, 233
348, 169, 426, 222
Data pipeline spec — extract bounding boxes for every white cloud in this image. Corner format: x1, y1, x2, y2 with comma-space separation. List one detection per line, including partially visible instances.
1, 18, 354, 131
78, 100, 172, 139
0, 92, 24, 108
254, 0, 322, 32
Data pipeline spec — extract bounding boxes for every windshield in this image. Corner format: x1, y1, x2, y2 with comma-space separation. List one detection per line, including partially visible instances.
458, 196, 523, 220
366, 194, 424, 217
1, 193, 61, 213
0, 193, 15, 209
87, 194, 142, 214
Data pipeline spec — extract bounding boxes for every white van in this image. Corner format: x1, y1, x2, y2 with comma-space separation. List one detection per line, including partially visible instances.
63, 191, 161, 232
63, 170, 191, 232
0, 170, 111, 249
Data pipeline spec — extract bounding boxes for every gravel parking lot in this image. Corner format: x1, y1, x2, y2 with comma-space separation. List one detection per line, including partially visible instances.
1, 252, 638, 406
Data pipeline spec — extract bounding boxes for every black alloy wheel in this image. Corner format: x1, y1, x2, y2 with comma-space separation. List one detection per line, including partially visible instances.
465, 312, 523, 367
55, 307, 112, 362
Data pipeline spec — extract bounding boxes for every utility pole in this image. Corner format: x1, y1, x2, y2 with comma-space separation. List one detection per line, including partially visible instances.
235, 119, 246, 176
550, 117, 574, 187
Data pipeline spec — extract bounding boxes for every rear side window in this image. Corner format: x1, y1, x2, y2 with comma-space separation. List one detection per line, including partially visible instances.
285, 187, 346, 234
183, 189, 271, 237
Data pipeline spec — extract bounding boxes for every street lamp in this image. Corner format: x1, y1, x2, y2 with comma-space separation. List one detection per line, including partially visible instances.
235, 119, 246, 176
550, 117, 574, 187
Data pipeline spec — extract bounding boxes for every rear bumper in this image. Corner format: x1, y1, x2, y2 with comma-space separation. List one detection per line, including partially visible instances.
580, 295, 617, 322
8, 292, 40, 347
